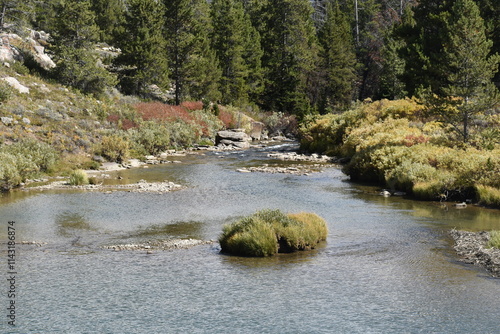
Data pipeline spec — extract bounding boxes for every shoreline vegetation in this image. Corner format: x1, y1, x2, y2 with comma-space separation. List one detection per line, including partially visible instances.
299, 99, 500, 209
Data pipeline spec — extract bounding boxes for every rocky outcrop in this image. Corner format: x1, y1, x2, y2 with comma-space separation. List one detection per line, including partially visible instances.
0, 31, 55, 70
450, 230, 500, 277
250, 121, 266, 140
216, 129, 252, 149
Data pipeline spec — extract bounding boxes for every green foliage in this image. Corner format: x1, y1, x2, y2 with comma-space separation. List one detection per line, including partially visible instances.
96, 134, 130, 163
488, 230, 500, 249
0, 80, 12, 103
219, 209, 328, 257
210, 0, 262, 105
114, 0, 168, 96
68, 169, 89, 186
317, 0, 358, 112
300, 99, 500, 203
0, 152, 29, 190
129, 121, 171, 156
165, 0, 222, 105
257, 0, 320, 117
53, 46, 118, 96
476, 185, 500, 208
0, 138, 57, 190
2, 138, 59, 173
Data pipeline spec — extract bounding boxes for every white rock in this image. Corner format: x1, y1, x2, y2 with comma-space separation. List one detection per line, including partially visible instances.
2, 77, 29, 94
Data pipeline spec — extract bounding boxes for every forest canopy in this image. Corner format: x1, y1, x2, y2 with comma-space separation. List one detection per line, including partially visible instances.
0, 0, 499, 118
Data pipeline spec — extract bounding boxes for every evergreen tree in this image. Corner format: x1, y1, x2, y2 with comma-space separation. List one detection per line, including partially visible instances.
378, 31, 406, 99
398, 0, 453, 96
114, 0, 168, 96
50, 0, 116, 95
90, 0, 125, 43
164, 0, 222, 104
318, 0, 357, 112
258, 0, 320, 117
0, 0, 34, 32
440, 0, 500, 142
183, 0, 222, 102
210, 0, 261, 105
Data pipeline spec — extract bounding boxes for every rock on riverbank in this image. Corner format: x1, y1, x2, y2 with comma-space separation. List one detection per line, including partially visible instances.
450, 230, 500, 277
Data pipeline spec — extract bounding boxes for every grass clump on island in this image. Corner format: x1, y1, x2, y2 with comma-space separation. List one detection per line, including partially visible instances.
219, 209, 328, 257
488, 231, 500, 249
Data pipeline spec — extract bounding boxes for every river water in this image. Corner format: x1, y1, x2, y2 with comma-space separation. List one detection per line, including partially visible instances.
1, 143, 499, 333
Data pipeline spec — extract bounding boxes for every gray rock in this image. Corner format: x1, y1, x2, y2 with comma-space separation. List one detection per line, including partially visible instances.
1, 117, 14, 125
2, 77, 29, 94
216, 130, 251, 142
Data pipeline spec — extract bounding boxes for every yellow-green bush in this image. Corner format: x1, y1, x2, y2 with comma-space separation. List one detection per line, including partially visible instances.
219, 209, 328, 257
68, 169, 89, 186
96, 134, 130, 163
0, 139, 59, 191
488, 231, 500, 249
476, 185, 500, 208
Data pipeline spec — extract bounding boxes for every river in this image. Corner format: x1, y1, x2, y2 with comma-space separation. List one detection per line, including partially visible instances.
1, 143, 499, 333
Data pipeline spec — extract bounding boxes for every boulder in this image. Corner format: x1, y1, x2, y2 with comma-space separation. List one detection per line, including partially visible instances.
216, 129, 252, 149
2, 77, 29, 94
249, 121, 265, 140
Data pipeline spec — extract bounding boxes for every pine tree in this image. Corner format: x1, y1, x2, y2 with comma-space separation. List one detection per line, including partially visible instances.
114, 0, 168, 96
210, 0, 261, 105
0, 0, 34, 32
379, 25, 406, 99
183, 0, 222, 102
258, 0, 320, 117
50, 0, 116, 95
164, 0, 222, 104
318, 1, 357, 112
441, 0, 500, 142
398, 0, 453, 96
90, 0, 125, 43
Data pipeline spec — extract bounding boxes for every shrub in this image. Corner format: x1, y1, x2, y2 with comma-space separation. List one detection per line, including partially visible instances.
129, 121, 170, 155
2, 139, 59, 173
219, 209, 328, 257
0, 153, 25, 190
68, 169, 89, 186
97, 135, 130, 163
475, 185, 500, 208
488, 231, 500, 249
0, 81, 12, 104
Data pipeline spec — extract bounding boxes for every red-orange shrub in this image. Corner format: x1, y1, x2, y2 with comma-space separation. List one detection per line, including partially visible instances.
135, 102, 194, 123
180, 101, 203, 111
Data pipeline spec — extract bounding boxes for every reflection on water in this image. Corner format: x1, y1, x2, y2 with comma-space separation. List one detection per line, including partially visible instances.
55, 211, 95, 237
120, 220, 204, 241
1, 144, 499, 333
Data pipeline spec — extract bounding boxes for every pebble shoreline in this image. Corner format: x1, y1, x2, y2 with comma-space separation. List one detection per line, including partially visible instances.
450, 230, 500, 277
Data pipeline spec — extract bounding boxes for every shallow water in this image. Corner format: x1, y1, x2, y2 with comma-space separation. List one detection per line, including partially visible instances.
1, 143, 499, 333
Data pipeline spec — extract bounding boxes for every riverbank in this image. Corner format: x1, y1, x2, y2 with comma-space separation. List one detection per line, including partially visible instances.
450, 230, 500, 277
26, 179, 184, 194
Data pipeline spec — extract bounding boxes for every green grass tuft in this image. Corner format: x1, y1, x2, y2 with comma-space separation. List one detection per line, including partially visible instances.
219, 209, 328, 257
488, 231, 500, 249
476, 185, 500, 208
